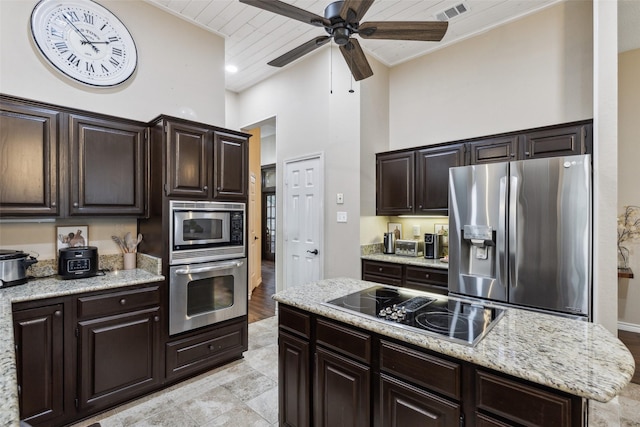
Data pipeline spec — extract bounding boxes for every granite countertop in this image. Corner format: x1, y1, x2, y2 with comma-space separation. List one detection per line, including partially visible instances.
273, 277, 635, 403
362, 253, 449, 269
0, 263, 164, 427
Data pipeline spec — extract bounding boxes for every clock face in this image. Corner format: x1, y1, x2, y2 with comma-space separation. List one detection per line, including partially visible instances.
30, 0, 138, 87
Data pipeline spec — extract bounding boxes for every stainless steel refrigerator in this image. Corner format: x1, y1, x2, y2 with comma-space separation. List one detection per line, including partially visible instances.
448, 154, 591, 318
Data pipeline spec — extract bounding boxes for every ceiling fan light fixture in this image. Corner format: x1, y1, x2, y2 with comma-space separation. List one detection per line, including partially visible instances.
333, 27, 350, 45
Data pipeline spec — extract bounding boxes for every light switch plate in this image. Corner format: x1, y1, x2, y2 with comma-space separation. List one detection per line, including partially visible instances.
337, 211, 347, 222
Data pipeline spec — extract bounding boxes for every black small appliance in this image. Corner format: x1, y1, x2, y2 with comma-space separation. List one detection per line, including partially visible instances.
424, 233, 436, 259
58, 246, 98, 279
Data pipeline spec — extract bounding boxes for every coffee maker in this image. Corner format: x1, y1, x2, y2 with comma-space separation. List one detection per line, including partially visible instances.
424, 233, 436, 258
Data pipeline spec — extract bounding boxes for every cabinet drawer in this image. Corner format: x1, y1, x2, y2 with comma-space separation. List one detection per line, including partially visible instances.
166, 320, 247, 380
362, 261, 402, 279
362, 273, 402, 287
279, 304, 311, 339
316, 319, 371, 364
77, 285, 160, 319
380, 340, 460, 400
476, 370, 575, 426
405, 266, 448, 286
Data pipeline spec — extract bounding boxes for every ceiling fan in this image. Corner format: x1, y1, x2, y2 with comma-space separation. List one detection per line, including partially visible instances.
239, 0, 449, 81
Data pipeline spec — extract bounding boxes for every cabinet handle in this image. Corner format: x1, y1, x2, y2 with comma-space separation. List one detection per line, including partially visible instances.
120, 298, 126, 305
73, 202, 79, 207
510, 153, 516, 158
208, 344, 214, 351
203, 185, 208, 191
425, 274, 430, 279
409, 205, 412, 209
54, 310, 62, 317
525, 151, 530, 156
217, 187, 221, 191
378, 267, 383, 272
419, 205, 422, 209
154, 316, 160, 322
51, 202, 56, 207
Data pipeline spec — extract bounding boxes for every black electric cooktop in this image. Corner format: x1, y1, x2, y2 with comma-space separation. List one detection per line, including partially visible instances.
324, 285, 504, 346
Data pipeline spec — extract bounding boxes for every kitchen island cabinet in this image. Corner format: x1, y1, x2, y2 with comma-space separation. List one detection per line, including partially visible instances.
361, 256, 448, 295
273, 278, 634, 427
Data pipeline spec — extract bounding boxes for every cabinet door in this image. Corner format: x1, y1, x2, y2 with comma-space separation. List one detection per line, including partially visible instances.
376, 151, 415, 215
279, 331, 310, 427
415, 144, 464, 215
12, 304, 65, 425
315, 347, 370, 427
468, 136, 518, 164
0, 99, 59, 216
166, 121, 212, 198
213, 132, 248, 200
521, 123, 590, 159
380, 374, 460, 427
77, 307, 161, 412
68, 114, 147, 215
404, 266, 448, 295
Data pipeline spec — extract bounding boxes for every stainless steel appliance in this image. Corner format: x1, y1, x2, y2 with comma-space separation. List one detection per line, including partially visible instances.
395, 239, 424, 257
323, 285, 504, 346
0, 249, 38, 287
58, 246, 98, 280
424, 233, 436, 259
170, 200, 245, 265
383, 232, 395, 254
448, 154, 592, 318
169, 258, 247, 335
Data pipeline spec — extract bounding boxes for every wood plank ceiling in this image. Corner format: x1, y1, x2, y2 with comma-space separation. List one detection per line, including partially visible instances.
146, 0, 639, 93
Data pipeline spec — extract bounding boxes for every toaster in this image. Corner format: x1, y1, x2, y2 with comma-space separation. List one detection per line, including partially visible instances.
394, 239, 424, 257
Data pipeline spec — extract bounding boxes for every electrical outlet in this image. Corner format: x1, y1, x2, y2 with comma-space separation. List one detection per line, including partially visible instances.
337, 211, 347, 222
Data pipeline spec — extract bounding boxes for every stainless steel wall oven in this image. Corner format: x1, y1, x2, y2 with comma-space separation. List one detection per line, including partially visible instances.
168, 200, 247, 335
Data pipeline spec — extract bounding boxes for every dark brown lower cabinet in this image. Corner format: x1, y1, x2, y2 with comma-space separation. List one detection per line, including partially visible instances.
278, 303, 585, 427
279, 332, 310, 427
380, 374, 460, 427
77, 307, 161, 412
12, 304, 65, 426
314, 347, 371, 427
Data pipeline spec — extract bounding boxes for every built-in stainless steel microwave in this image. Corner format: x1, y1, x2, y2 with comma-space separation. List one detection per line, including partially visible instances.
170, 200, 245, 265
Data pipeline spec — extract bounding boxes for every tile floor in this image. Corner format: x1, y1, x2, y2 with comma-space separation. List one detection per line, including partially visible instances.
71, 315, 640, 427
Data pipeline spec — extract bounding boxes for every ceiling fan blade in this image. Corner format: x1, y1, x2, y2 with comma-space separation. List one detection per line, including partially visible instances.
359, 21, 449, 41
240, 0, 330, 27
339, 0, 375, 23
268, 36, 331, 67
339, 39, 374, 81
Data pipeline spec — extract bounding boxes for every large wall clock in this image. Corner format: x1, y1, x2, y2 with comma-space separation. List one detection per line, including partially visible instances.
30, 0, 138, 87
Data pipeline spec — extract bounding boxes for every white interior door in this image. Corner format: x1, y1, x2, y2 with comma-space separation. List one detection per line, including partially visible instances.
283, 154, 323, 289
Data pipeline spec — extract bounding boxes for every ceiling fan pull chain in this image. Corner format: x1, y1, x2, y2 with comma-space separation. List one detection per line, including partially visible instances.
349, 46, 355, 93
330, 39, 333, 94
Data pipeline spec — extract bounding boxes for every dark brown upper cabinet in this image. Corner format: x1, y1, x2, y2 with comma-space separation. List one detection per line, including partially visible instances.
163, 119, 212, 199
68, 114, 147, 216
521, 122, 591, 159
468, 135, 519, 165
213, 131, 248, 200
0, 98, 59, 216
415, 144, 465, 215
376, 151, 415, 216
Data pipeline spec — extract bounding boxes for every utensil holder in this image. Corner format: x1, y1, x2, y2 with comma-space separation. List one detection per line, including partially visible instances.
123, 252, 136, 270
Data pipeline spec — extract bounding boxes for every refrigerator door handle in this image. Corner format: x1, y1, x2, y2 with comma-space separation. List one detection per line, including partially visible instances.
497, 176, 508, 289
508, 173, 519, 289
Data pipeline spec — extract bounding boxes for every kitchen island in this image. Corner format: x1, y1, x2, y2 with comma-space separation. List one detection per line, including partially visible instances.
0, 266, 164, 427
273, 278, 634, 426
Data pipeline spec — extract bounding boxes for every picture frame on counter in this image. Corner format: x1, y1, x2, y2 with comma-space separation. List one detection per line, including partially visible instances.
57, 225, 89, 250
388, 222, 402, 240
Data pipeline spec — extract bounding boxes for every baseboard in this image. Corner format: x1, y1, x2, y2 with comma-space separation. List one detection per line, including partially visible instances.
618, 321, 640, 334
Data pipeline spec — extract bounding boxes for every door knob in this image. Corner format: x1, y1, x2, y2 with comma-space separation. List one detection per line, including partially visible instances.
307, 249, 319, 255
254, 236, 259, 240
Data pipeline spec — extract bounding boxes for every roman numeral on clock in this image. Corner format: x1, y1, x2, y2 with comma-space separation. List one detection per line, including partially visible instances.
109, 57, 120, 67
54, 41, 69, 53
86, 63, 95, 73
112, 48, 123, 56
83, 13, 94, 25
67, 53, 80, 67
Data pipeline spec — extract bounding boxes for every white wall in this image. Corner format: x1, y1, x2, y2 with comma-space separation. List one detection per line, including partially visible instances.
618, 48, 640, 329
0, 0, 227, 259
260, 134, 277, 166
235, 47, 361, 290
388, 1, 593, 149
0, 0, 226, 124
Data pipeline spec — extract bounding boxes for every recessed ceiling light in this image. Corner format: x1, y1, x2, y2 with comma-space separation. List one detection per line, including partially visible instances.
226, 65, 238, 73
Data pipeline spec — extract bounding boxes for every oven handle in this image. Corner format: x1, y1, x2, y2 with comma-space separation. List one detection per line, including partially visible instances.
175, 260, 244, 275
